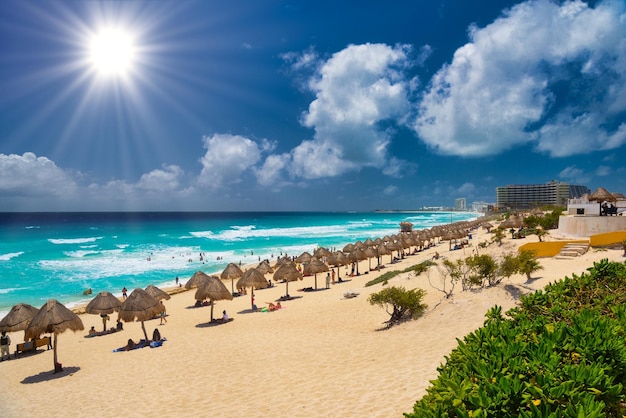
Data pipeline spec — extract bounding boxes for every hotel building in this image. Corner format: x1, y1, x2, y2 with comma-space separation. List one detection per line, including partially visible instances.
496, 181, 589, 210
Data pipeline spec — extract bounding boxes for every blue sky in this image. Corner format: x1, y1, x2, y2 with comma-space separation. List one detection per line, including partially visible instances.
0, 0, 624, 211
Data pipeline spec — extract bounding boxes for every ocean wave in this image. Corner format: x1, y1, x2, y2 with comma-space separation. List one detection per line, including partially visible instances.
0, 251, 24, 261
0, 287, 22, 294
193, 224, 349, 242
49, 237, 103, 245
64, 250, 102, 258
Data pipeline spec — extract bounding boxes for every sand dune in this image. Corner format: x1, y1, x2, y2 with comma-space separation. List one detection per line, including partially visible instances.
1, 227, 622, 418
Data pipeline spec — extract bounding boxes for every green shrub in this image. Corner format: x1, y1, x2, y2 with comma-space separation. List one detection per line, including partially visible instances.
405, 259, 626, 417
368, 286, 427, 329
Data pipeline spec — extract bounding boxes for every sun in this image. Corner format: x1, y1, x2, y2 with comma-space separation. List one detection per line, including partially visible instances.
89, 28, 135, 76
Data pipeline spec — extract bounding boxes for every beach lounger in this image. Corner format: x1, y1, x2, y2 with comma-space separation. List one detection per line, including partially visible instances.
14, 336, 52, 357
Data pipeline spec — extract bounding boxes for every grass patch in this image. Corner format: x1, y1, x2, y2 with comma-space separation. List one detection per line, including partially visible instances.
365, 260, 436, 287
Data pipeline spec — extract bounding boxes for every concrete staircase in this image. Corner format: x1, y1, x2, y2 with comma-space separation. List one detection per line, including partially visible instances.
556, 242, 590, 258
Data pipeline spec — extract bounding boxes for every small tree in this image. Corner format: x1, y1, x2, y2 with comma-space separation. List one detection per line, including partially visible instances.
517, 249, 542, 280
499, 252, 519, 280
491, 228, 506, 246
466, 254, 499, 287
368, 286, 427, 329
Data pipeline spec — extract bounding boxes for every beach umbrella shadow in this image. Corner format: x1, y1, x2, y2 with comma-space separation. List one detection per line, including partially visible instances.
25, 300, 84, 373
21, 366, 81, 383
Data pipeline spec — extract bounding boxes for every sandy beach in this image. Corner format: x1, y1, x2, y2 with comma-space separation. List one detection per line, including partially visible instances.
1, 226, 623, 418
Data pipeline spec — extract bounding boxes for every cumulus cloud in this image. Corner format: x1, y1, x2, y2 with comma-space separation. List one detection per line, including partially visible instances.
0, 152, 79, 198
137, 164, 184, 191
595, 165, 610, 176
413, 0, 626, 157
198, 134, 264, 189
280, 43, 414, 180
455, 182, 476, 196
382, 157, 417, 178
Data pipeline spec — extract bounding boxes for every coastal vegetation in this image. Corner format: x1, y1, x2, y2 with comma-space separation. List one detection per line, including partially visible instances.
364, 260, 435, 287
405, 259, 626, 417
368, 286, 427, 329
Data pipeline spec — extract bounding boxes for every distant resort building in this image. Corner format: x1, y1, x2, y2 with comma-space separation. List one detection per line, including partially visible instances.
558, 187, 626, 237
454, 198, 466, 211
496, 181, 589, 210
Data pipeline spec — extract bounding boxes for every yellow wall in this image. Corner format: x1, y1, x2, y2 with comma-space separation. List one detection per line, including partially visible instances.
589, 230, 626, 247
519, 241, 587, 257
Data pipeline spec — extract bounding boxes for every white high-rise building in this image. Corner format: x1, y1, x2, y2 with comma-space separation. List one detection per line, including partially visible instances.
454, 198, 466, 211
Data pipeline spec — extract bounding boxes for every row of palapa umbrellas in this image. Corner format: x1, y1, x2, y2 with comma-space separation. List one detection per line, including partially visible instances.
0, 218, 485, 373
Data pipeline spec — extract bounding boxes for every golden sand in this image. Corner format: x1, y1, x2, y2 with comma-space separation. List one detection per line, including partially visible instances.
1, 227, 622, 418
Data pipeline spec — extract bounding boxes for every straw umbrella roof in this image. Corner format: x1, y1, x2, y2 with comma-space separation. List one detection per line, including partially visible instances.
195, 276, 233, 302
342, 243, 355, 253
256, 261, 274, 274
85, 291, 121, 315
25, 300, 85, 373
0, 303, 40, 333
221, 263, 244, 295
118, 288, 162, 342
145, 284, 171, 301
313, 247, 332, 259
327, 251, 349, 267
195, 275, 233, 321
589, 187, 617, 202
303, 257, 330, 289
237, 268, 268, 292
273, 263, 303, 297
25, 300, 84, 339
185, 271, 213, 289
295, 251, 312, 264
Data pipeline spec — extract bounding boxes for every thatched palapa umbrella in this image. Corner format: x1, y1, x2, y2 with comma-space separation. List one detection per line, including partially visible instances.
589, 187, 617, 202
303, 257, 329, 289
25, 299, 84, 373
0, 303, 39, 333
256, 260, 274, 275
145, 285, 171, 301
86, 291, 121, 332
237, 268, 268, 308
273, 263, 302, 298
185, 271, 212, 289
195, 276, 233, 321
118, 288, 161, 343
221, 263, 244, 295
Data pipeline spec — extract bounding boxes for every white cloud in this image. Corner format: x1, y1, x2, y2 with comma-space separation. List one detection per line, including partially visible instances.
0, 152, 79, 198
383, 185, 398, 195
198, 134, 263, 189
413, 0, 626, 157
285, 43, 414, 179
382, 157, 417, 178
137, 164, 184, 191
559, 165, 590, 185
255, 154, 290, 187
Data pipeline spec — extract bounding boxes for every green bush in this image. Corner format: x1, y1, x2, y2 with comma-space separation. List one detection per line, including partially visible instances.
405, 259, 626, 417
368, 286, 427, 329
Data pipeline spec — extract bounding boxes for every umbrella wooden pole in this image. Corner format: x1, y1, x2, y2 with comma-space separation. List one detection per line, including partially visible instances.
53, 333, 59, 371
210, 301, 214, 322
314, 273, 318, 290
140, 321, 149, 342
231, 279, 234, 295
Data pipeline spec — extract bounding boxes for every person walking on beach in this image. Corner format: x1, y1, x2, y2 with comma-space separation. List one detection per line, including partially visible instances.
122, 287, 128, 299
331, 269, 336, 284
1, 331, 11, 361
325, 273, 331, 289
160, 301, 167, 325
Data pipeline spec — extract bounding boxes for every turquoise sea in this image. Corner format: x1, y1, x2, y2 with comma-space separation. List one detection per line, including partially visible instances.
0, 211, 479, 316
